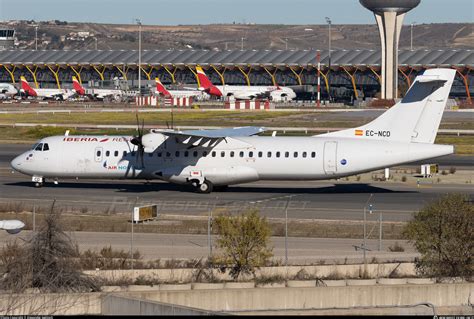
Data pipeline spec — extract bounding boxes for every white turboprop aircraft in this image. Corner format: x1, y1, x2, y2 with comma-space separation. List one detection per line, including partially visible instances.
20, 76, 74, 101
154, 77, 208, 100
196, 66, 297, 102
72, 76, 124, 101
0, 83, 18, 99
11, 69, 455, 193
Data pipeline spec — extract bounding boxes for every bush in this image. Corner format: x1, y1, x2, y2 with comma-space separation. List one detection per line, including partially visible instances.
404, 193, 473, 279
401, 176, 407, 182
449, 167, 457, 174
213, 209, 273, 280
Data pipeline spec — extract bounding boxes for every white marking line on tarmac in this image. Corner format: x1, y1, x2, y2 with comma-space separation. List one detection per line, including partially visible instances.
0, 197, 415, 214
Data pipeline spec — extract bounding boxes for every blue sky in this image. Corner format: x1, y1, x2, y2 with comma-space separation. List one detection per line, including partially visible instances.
0, 0, 472, 25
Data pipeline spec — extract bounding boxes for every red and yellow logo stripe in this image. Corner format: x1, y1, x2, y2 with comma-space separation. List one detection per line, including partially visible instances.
355, 129, 364, 136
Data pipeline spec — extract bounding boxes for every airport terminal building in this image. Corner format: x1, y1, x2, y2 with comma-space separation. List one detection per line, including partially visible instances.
0, 49, 472, 102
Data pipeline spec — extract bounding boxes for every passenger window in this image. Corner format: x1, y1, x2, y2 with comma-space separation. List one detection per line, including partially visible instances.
43, 143, 49, 151
184, 151, 189, 157
175, 151, 180, 157
294, 152, 298, 158
166, 152, 171, 157
221, 151, 225, 157
249, 151, 254, 157
106, 151, 110, 157
114, 151, 119, 157
258, 151, 263, 158
96, 150, 101, 157
230, 151, 235, 157
193, 151, 198, 157
311, 152, 316, 158
148, 153, 153, 157
267, 151, 272, 158
303, 152, 307, 158
212, 151, 216, 157
35, 143, 43, 151
239, 151, 244, 158
123, 151, 127, 157
203, 151, 208, 157
285, 152, 289, 158
157, 152, 162, 157
276, 151, 280, 158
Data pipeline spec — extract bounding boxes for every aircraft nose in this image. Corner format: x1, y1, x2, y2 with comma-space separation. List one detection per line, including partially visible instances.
10, 155, 23, 172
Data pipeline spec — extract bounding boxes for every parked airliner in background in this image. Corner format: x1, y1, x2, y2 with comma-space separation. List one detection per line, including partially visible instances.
11, 69, 455, 193
0, 83, 17, 99
20, 76, 74, 101
72, 76, 124, 101
196, 66, 297, 101
154, 77, 208, 100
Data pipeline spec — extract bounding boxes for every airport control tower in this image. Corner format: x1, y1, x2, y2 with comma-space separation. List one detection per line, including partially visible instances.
360, 0, 420, 99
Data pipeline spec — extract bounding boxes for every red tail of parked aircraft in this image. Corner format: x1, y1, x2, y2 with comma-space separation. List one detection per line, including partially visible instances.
196, 66, 222, 97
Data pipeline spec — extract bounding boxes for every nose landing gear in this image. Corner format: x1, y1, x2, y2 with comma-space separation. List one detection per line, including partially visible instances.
191, 179, 213, 194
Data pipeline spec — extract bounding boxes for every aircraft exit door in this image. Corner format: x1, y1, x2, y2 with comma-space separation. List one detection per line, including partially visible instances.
323, 141, 337, 174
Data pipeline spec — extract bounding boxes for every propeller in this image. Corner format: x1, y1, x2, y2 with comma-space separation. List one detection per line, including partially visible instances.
130, 113, 145, 168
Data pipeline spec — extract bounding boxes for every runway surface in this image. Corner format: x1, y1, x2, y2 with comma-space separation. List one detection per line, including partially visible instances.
1, 144, 472, 222
1, 230, 418, 264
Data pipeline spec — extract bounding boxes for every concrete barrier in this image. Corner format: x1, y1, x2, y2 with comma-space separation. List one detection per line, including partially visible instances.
256, 282, 286, 289
377, 278, 408, 285
191, 283, 225, 290
346, 279, 377, 286
224, 282, 255, 289
85, 263, 418, 283
323, 280, 347, 287
102, 286, 125, 292
127, 285, 160, 291
159, 284, 192, 291
286, 280, 316, 288
406, 278, 435, 285
124, 283, 474, 313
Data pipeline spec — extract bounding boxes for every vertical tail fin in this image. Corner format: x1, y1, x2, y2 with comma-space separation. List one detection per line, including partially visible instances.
155, 77, 172, 97
72, 76, 86, 95
320, 68, 456, 144
196, 66, 222, 96
20, 76, 37, 96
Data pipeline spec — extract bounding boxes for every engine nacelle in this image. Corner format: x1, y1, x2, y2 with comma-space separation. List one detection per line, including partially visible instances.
141, 132, 167, 153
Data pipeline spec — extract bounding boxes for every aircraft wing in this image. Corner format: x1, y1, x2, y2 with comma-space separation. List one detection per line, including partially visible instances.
151, 126, 265, 147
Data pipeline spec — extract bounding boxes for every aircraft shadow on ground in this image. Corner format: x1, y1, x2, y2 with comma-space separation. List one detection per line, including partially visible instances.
6, 181, 416, 194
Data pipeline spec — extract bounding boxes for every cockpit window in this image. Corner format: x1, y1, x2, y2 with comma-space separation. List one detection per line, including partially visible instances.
35, 143, 43, 151
43, 143, 49, 151
31, 143, 39, 150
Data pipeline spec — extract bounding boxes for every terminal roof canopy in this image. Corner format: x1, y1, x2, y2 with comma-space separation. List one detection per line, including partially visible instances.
0, 49, 472, 67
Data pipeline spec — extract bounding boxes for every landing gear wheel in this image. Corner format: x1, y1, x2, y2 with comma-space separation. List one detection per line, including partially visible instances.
34, 182, 43, 188
196, 180, 213, 194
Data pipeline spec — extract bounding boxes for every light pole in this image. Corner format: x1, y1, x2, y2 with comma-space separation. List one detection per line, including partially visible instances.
34, 25, 38, 51
410, 22, 417, 51
325, 17, 332, 100
136, 18, 142, 97
363, 194, 374, 268
284, 38, 288, 50
241, 37, 245, 50
94, 37, 98, 50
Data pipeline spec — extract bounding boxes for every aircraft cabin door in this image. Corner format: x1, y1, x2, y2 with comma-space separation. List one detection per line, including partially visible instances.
95, 147, 103, 162
323, 141, 337, 174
